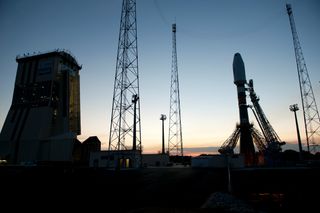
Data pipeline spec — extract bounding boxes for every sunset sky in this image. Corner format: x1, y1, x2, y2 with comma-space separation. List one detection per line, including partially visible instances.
1, 0, 319, 155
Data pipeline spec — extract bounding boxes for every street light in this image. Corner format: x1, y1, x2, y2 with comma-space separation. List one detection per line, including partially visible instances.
132, 94, 139, 150
160, 114, 167, 154
289, 104, 303, 159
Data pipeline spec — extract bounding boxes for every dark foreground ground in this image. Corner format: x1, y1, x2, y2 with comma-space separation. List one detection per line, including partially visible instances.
0, 165, 319, 212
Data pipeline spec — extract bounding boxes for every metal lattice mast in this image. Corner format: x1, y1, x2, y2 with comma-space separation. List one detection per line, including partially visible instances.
109, 0, 141, 151
168, 23, 183, 156
286, 4, 320, 153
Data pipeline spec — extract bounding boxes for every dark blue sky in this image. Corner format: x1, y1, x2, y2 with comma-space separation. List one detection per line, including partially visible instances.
0, 0, 319, 154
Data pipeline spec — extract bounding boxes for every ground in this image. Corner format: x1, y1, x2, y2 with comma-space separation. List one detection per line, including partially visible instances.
0, 165, 319, 212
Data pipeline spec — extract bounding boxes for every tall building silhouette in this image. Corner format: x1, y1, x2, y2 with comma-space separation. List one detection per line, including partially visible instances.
0, 50, 81, 164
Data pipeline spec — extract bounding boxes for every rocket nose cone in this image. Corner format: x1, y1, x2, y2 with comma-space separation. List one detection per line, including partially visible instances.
233, 53, 246, 83
233, 53, 244, 71
234, 52, 241, 57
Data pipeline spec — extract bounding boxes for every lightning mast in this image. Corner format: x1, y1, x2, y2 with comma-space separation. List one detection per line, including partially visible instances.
286, 4, 320, 153
168, 23, 183, 156
109, 0, 141, 151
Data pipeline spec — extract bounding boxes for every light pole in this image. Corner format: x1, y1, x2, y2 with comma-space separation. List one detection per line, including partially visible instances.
289, 104, 303, 159
160, 114, 167, 154
132, 94, 139, 150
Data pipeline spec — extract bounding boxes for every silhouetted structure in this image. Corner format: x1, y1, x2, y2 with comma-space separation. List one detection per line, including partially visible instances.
142, 154, 169, 167
231, 53, 255, 165
248, 79, 285, 154
90, 150, 141, 168
0, 50, 81, 164
290, 104, 303, 159
72, 139, 82, 161
108, 0, 142, 152
81, 136, 101, 162
220, 53, 284, 166
73, 136, 101, 165
168, 23, 183, 156
287, 4, 320, 153
160, 114, 166, 154
191, 155, 244, 168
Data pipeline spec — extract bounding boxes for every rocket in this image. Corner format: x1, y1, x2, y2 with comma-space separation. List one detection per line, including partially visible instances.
233, 53, 250, 125
232, 53, 255, 164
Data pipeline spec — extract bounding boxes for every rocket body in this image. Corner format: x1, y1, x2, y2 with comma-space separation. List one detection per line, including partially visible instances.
232, 53, 255, 164
233, 53, 250, 125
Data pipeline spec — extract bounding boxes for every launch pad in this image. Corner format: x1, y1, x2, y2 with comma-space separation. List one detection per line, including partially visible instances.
220, 53, 285, 166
